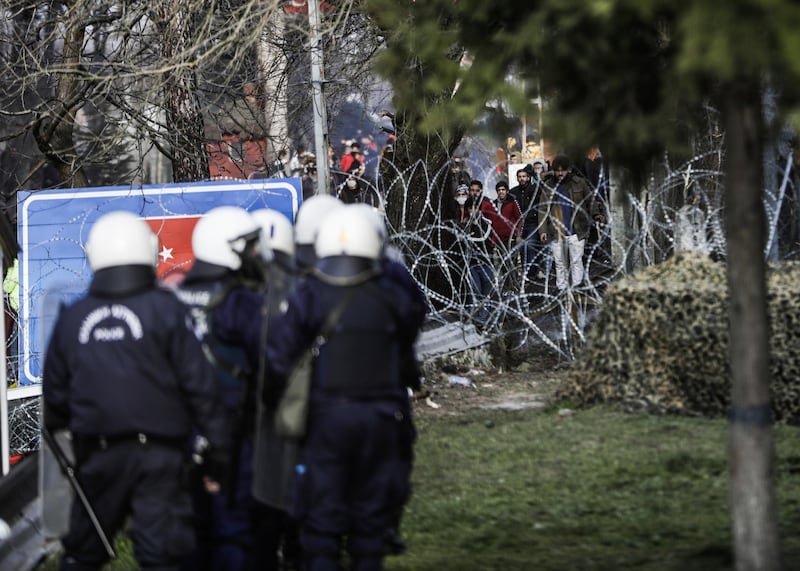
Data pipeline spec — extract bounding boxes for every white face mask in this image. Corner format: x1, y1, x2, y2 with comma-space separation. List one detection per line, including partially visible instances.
456, 196, 468, 205
346, 180, 357, 189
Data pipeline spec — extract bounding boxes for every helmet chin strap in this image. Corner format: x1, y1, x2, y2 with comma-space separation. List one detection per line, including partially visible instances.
238, 251, 267, 284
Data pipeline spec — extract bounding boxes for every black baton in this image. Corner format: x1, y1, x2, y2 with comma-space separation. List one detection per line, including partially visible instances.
41, 428, 116, 559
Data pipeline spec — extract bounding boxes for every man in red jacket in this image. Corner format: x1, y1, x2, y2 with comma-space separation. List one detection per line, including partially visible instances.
491, 180, 522, 250
339, 142, 365, 177
468, 180, 497, 220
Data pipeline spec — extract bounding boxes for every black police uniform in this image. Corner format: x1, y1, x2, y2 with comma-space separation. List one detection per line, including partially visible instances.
43, 264, 229, 571
175, 261, 264, 571
251, 253, 304, 570
265, 258, 425, 571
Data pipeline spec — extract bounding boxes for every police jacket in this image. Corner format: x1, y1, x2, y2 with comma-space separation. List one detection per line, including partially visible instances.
265, 265, 425, 404
176, 262, 265, 411
42, 265, 229, 452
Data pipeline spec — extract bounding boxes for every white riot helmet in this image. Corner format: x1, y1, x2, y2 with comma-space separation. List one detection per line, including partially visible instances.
251, 209, 295, 257
85, 211, 159, 271
295, 194, 343, 269
349, 203, 387, 244
315, 206, 382, 261
295, 195, 343, 246
192, 206, 261, 270
348, 203, 408, 264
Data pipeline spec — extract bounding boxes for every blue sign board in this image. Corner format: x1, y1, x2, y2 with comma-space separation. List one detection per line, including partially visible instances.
14, 179, 301, 397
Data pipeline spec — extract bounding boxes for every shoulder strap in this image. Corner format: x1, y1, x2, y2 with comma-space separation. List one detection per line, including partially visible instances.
319, 285, 361, 339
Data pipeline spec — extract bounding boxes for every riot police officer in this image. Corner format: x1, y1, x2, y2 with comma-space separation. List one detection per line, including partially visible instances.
293, 194, 343, 273
42, 210, 229, 571
348, 204, 428, 554
249, 208, 303, 570
175, 206, 265, 571
265, 205, 426, 571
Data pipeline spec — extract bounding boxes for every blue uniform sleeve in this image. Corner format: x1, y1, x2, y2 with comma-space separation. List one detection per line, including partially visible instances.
169, 304, 230, 455
263, 282, 320, 395
381, 259, 428, 311
377, 267, 426, 346
372, 266, 427, 390
211, 287, 265, 372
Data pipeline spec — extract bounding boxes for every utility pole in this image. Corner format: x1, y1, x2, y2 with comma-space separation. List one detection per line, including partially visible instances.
308, 0, 330, 195
0, 251, 7, 476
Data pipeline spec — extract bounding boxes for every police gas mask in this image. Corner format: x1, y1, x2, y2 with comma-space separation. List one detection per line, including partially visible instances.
230, 228, 266, 283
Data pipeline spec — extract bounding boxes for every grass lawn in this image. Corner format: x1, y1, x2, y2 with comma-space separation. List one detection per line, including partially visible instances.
386, 404, 800, 571
39, 404, 800, 570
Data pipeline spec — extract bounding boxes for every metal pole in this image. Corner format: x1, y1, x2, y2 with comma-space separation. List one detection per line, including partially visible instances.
308, 0, 330, 195
537, 76, 544, 158
1, 250, 8, 476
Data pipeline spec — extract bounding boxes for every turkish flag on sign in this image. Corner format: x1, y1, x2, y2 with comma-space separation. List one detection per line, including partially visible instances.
145, 216, 201, 286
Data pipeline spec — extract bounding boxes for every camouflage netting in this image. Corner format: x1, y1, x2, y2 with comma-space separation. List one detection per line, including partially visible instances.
559, 252, 800, 422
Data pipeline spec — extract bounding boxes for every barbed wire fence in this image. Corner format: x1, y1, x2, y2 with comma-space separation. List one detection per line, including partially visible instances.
380, 143, 796, 363
5, 146, 798, 455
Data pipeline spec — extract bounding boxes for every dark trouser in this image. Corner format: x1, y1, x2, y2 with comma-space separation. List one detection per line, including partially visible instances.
60, 441, 192, 571
292, 399, 414, 571
250, 502, 302, 570
469, 262, 494, 323
585, 222, 612, 267
183, 438, 254, 571
521, 225, 547, 279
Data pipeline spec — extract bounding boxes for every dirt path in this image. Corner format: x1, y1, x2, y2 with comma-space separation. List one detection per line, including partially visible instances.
411, 352, 572, 417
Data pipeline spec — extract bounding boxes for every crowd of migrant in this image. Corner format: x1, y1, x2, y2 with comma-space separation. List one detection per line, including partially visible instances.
276, 141, 613, 340
437, 152, 611, 332
268, 141, 383, 208
41, 196, 426, 570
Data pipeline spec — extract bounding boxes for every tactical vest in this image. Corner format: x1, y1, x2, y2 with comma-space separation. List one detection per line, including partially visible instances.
175, 278, 253, 411
313, 282, 403, 399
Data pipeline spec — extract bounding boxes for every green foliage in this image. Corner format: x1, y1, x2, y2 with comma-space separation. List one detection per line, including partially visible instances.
365, 0, 800, 176
38, 536, 137, 570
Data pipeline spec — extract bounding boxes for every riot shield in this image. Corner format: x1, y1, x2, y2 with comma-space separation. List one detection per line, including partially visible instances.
252, 266, 299, 509
37, 285, 84, 538
39, 427, 74, 537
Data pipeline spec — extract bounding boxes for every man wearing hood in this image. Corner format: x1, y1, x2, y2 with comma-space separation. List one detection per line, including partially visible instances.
492, 180, 522, 249
337, 171, 380, 207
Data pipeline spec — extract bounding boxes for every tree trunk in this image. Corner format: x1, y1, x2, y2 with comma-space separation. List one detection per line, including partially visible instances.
33, 2, 89, 189
155, 0, 209, 183
382, 110, 464, 230
380, 108, 464, 309
723, 79, 782, 571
